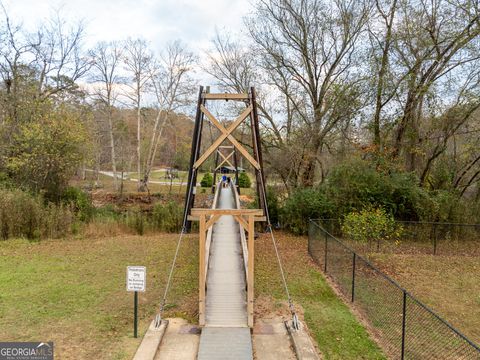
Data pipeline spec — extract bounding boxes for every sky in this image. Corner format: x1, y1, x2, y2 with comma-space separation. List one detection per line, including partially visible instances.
2, 0, 251, 56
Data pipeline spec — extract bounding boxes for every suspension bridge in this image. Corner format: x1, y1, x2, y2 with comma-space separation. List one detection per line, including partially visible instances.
133, 88, 318, 360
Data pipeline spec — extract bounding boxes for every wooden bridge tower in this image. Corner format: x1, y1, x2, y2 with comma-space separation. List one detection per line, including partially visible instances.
182, 87, 270, 231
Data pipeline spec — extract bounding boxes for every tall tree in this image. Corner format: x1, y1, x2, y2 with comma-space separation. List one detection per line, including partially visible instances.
89, 41, 123, 191
140, 41, 195, 191
391, 0, 480, 170
368, 0, 399, 149
248, 0, 371, 186
123, 38, 153, 191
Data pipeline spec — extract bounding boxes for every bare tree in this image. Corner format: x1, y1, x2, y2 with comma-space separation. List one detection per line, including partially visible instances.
123, 38, 153, 191
30, 10, 90, 101
0, 3, 35, 122
391, 0, 480, 169
205, 31, 308, 190
247, 0, 371, 186
0, 5, 89, 117
368, 0, 399, 148
89, 41, 123, 191
140, 41, 195, 191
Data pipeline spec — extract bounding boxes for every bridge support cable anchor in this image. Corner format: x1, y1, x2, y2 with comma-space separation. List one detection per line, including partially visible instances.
267, 223, 300, 331
155, 226, 187, 329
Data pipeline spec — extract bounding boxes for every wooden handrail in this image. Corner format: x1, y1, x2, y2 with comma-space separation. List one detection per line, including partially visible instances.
204, 181, 221, 285
232, 183, 249, 282
191, 208, 264, 216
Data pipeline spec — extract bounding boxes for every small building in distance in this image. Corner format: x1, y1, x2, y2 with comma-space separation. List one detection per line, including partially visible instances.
219, 166, 245, 174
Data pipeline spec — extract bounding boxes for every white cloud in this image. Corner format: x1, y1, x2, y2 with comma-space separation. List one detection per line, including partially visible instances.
2, 0, 253, 89
2, 0, 251, 53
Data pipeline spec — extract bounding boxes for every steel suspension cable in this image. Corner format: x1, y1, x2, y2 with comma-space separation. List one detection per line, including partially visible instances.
155, 226, 187, 328
266, 225, 299, 330
258, 166, 299, 330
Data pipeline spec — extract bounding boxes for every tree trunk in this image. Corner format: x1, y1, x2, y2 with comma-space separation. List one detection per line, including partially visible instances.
141, 110, 169, 188
136, 93, 142, 191
107, 108, 118, 190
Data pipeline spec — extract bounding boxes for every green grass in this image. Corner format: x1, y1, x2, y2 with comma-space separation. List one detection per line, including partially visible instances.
256, 232, 386, 359
0, 234, 198, 359
129, 169, 191, 183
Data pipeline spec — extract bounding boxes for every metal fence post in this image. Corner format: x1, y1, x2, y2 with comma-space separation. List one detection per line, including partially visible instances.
401, 290, 407, 360
324, 231, 328, 272
433, 223, 437, 255
351, 253, 356, 302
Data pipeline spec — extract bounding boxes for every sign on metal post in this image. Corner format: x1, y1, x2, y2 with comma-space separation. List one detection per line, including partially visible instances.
127, 266, 146, 338
127, 266, 146, 292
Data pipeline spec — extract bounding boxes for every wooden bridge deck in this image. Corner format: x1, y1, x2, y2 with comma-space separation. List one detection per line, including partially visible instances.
198, 185, 253, 360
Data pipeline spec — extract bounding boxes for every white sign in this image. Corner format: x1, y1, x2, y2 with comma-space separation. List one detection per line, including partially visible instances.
127, 266, 146, 292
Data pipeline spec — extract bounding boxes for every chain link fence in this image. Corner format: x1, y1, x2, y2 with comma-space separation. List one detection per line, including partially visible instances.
314, 219, 480, 256
308, 220, 480, 360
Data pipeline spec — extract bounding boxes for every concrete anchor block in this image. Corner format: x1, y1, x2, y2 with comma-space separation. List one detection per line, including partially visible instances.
285, 320, 320, 360
133, 319, 169, 360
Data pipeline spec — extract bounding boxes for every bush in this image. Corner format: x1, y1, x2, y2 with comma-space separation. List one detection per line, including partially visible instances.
238, 172, 251, 188
281, 188, 334, 235
342, 207, 403, 244
324, 159, 436, 221
152, 201, 183, 232
62, 186, 94, 221
0, 188, 74, 240
94, 204, 121, 220
125, 208, 145, 235
5, 106, 89, 201
200, 173, 213, 188
265, 186, 281, 226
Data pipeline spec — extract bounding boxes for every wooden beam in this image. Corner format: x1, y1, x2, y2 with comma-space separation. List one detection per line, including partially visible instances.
189, 215, 265, 222
199, 104, 260, 170
205, 214, 221, 230
227, 136, 261, 170
191, 208, 264, 216
199, 214, 206, 326
215, 150, 235, 171
233, 215, 249, 230
247, 214, 254, 327
203, 93, 249, 100
193, 105, 253, 169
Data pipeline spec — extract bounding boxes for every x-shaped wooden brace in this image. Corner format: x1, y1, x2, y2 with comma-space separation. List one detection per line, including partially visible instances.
193, 104, 260, 170
215, 150, 235, 171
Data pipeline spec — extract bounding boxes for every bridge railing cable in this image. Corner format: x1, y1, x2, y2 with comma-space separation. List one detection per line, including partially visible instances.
257, 170, 299, 329
155, 225, 187, 328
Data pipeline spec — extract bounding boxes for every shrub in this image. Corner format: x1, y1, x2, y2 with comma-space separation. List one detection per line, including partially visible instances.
62, 186, 94, 221
324, 159, 436, 221
152, 201, 183, 232
238, 172, 251, 188
265, 186, 281, 226
5, 106, 89, 201
42, 202, 75, 239
0, 188, 74, 240
200, 173, 213, 187
281, 188, 334, 235
125, 208, 145, 235
342, 207, 403, 244
94, 204, 121, 220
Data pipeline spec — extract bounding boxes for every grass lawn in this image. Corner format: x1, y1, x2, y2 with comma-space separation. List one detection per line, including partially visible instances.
0, 231, 384, 359
127, 169, 190, 183
71, 173, 256, 199
0, 234, 198, 360
256, 232, 385, 359
369, 253, 480, 344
